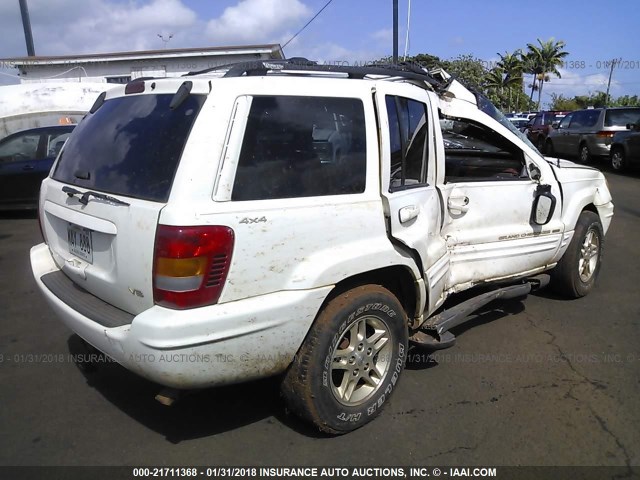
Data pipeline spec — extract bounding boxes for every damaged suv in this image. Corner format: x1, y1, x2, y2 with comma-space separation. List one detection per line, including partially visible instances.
31, 60, 613, 434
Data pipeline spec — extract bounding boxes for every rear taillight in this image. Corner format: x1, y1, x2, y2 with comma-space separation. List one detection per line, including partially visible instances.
153, 225, 234, 309
596, 131, 615, 138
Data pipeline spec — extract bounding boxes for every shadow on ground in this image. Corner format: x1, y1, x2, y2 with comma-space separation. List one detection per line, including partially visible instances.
406, 297, 527, 370
66, 335, 326, 442
0, 210, 37, 220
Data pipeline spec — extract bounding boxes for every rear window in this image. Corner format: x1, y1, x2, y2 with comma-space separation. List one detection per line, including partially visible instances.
53, 93, 206, 202
545, 113, 565, 125
604, 108, 640, 127
232, 96, 366, 201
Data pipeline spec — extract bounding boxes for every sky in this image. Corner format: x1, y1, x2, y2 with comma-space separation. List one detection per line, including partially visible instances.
0, 0, 639, 108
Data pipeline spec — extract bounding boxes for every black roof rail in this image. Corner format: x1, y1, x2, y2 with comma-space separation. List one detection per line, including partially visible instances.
182, 58, 318, 77
184, 58, 445, 90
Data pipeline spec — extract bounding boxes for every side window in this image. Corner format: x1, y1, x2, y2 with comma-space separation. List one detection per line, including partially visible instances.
386, 95, 429, 191
0, 133, 41, 163
232, 96, 366, 201
551, 113, 566, 125
47, 131, 72, 157
441, 116, 526, 182
570, 111, 588, 128
584, 110, 600, 128
558, 113, 573, 129
532, 115, 542, 127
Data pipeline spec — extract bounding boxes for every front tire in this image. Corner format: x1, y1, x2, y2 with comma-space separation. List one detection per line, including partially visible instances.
611, 147, 626, 171
551, 211, 604, 298
281, 285, 408, 434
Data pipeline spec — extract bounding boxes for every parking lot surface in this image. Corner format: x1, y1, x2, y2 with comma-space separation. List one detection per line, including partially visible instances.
0, 168, 638, 469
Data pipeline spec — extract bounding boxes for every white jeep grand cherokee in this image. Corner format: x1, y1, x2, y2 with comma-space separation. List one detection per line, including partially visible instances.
31, 60, 614, 434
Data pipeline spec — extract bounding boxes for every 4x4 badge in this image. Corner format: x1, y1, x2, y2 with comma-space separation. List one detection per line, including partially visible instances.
240, 216, 267, 224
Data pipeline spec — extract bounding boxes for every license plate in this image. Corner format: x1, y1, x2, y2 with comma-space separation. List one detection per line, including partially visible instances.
67, 223, 93, 263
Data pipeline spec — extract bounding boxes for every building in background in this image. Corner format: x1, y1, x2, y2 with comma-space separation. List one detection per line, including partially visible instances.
1, 44, 285, 84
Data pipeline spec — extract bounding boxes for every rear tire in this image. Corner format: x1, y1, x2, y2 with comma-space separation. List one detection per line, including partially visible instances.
281, 285, 408, 434
579, 143, 592, 163
611, 147, 626, 171
551, 211, 604, 298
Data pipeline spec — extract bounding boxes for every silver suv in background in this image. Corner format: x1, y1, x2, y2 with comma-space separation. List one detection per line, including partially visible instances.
546, 107, 640, 163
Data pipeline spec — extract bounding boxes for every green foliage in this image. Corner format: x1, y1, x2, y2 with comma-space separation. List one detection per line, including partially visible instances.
440, 54, 487, 91
549, 94, 582, 111
612, 95, 640, 107
550, 92, 640, 110
410, 53, 441, 69
389, 53, 488, 91
375, 37, 635, 113
486, 50, 530, 112
524, 38, 569, 110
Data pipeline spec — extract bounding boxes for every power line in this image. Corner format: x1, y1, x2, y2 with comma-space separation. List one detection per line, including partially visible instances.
282, 0, 335, 49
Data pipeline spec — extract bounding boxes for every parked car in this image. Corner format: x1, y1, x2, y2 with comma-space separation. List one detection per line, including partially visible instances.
526, 111, 569, 151
610, 122, 640, 171
508, 117, 530, 132
0, 125, 75, 209
546, 107, 640, 162
30, 60, 613, 434
517, 111, 538, 121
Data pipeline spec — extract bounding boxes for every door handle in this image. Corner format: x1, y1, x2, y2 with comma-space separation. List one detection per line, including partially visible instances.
399, 205, 420, 223
22, 165, 34, 171
448, 196, 470, 214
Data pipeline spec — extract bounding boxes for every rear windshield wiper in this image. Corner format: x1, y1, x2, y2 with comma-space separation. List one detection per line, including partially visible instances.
62, 186, 130, 206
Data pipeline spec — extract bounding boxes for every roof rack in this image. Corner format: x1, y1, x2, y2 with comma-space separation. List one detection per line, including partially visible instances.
184, 58, 447, 91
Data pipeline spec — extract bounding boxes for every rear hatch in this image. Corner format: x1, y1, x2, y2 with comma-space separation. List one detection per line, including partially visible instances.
40, 81, 207, 315
604, 108, 640, 130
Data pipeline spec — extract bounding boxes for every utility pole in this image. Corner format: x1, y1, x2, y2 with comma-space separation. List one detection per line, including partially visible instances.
605, 58, 619, 107
19, 0, 36, 56
392, 0, 398, 65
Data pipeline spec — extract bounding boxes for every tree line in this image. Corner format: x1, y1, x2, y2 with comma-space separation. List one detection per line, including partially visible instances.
383, 39, 639, 112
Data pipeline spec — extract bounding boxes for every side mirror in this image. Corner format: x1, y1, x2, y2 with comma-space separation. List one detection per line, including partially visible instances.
531, 184, 556, 226
551, 121, 560, 129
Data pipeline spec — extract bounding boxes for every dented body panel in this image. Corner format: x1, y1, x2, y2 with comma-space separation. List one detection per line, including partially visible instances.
30, 65, 613, 389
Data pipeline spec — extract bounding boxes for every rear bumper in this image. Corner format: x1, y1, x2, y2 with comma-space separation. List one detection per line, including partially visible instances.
587, 139, 612, 157
31, 242, 331, 389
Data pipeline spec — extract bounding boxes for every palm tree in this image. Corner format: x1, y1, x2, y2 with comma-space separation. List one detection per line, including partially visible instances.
497, 50, 523, 111
525, 38, 569, 110
484, 68, 506, 94
521, 51, 541, 104
484, 67, 520, 111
